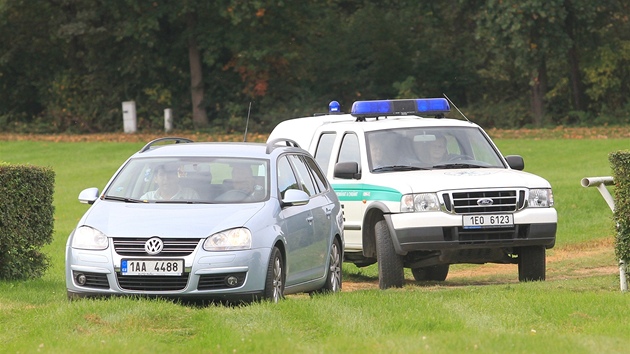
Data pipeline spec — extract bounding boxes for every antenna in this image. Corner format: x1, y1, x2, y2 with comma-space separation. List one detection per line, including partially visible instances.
243, 102, 252, 142
443, 93, 470, 122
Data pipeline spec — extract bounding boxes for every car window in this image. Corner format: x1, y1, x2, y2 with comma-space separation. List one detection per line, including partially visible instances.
288, 154, 317, 196
277, 156, 299, 199
105, 157, 268, 202
337, 133, 361, 169
304, 155, 328, 193
314, 132, 336, 172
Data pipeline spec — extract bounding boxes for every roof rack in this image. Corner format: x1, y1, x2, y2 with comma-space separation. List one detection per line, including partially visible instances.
139, 137, 194, 153
266, 138, 300, 154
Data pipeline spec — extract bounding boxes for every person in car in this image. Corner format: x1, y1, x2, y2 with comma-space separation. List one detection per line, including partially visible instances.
141, 164, 199, 200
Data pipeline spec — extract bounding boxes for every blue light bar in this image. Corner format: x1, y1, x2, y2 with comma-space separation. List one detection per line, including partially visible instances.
329, 100, 341, 113
351, 98, 450, 118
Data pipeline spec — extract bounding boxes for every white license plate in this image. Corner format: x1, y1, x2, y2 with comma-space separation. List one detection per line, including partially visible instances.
462, 214, 514, 229
121, 259, 184, 276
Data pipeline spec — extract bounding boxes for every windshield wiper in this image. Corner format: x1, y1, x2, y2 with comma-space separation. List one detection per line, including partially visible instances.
103, 195, 143, 203
372, 165, 429, 172
432, 163, 488, 169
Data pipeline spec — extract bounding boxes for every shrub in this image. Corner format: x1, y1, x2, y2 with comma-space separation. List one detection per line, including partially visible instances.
0, 163, 55, 280
609, 151, 630, 270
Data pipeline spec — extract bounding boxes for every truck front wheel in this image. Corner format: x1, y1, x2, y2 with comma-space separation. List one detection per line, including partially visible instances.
375, 219, 404, 289
518, 246, 546, 281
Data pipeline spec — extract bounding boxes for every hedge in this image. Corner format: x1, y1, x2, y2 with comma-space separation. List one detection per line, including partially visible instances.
0, 163, 55, 280
609, 152, 630, 266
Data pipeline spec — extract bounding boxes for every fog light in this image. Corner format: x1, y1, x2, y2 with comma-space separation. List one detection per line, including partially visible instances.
75, 273, 87, 285
226, 275, 239, 287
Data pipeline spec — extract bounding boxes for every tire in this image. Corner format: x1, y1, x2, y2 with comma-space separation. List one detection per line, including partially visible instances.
315, 238, 343, 294
411, 264, 450, 282
518, 246, 546, 282
375, 219, 404, 289
263, 247, 285, 302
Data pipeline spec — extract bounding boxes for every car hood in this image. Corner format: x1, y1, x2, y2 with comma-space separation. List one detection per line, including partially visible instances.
78, 201, 267, 238
367, 168, 553, 194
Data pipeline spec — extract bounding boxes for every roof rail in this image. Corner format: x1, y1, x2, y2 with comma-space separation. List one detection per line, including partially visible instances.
139, 137, 194, 153
266, 138, 300, 154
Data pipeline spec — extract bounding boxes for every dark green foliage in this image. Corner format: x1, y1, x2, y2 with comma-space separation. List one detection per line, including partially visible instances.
1, 1, 630, 132
0, 163, 55, 280
609, 152, 630, 266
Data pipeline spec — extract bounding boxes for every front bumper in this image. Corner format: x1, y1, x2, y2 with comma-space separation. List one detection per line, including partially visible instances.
386, 208, 557, 254
65, 245, 272, 302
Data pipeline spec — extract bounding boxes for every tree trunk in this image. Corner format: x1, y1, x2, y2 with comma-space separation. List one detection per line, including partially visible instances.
564, 0, 587, 111
530, 60, 548, 127
187, 12, 208, 129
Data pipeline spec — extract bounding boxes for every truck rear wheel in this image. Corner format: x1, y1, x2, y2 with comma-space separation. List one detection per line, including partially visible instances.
518, 246, 546, 281
375, 219, 404, 289
411, 264, 450, 282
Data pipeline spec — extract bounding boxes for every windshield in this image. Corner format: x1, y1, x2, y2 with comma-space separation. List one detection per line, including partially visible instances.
104, 157, 269, 203
366, 126, 505, 172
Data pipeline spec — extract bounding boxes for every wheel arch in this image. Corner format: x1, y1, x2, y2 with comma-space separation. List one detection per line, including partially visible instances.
362, 202, 391, 258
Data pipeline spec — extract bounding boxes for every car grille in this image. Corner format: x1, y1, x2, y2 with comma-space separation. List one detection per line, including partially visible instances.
116, 274, 190, 291
198, 272, 247, 290
443, 189, 525, 214
113, 238, 200, 256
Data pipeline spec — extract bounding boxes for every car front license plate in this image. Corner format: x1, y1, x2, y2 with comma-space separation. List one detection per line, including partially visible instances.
463, 214, 514, 229
121, 259, 184, 276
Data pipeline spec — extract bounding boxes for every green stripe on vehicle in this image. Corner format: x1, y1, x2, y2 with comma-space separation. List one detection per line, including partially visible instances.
331, 183, 402, 202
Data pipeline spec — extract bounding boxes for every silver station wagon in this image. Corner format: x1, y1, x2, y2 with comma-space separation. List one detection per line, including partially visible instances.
65, 137, 344, 303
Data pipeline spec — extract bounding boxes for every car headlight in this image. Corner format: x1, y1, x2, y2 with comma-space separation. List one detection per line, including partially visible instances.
401, 193, 440, 212
204, 228, 252, 251
71, 226, 109, 250
528, 188, 554, 207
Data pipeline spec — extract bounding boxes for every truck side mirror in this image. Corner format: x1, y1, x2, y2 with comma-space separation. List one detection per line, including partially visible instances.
334, 162, 361, 179
505, 155, 524, 171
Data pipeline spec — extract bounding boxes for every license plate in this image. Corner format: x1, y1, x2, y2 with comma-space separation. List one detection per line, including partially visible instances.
463, 214, 514, 229
121, 259, 184, 276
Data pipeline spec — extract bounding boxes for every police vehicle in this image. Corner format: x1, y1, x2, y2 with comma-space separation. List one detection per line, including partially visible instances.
268, 98, 557, 289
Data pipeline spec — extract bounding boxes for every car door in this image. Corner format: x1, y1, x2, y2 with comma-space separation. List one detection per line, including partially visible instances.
287, 154, 332, 280
276, 155, 315, 286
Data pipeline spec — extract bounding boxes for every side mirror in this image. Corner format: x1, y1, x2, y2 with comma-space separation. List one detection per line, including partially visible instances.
281, 189, 310, 207
334, 162, 361, 179
505, 155, 524, 171
78, 187, 99, 204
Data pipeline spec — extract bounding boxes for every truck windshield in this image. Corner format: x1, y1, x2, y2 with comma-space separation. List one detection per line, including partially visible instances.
366, 127, 505, 171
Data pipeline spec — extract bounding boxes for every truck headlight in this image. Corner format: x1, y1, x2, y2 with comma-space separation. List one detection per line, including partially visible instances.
401, 193, 440, 212
528, 189, 554, 207
204, 228, 252, 251
71, 226, 109, 250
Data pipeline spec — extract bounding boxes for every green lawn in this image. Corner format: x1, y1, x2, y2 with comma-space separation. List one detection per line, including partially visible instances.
0, 137, 628, 353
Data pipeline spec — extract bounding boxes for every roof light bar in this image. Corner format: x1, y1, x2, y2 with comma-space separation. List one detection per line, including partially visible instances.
351, 98, 450, 119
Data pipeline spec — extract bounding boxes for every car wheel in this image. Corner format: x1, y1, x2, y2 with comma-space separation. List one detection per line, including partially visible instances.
518, 246, 546, 281
317, 237, 342, 293
375, 219, 404, 289
411, 264, 450, 282
263, 247, 285, 302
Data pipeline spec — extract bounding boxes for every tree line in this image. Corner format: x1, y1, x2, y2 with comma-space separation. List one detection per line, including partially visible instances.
1, 0, 628, 134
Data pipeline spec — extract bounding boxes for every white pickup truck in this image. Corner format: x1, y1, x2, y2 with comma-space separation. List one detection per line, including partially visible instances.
268, 98, 557, 289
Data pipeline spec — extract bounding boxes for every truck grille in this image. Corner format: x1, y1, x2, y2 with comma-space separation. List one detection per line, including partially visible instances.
113, 238, 200, 256
443, 189, 525, 214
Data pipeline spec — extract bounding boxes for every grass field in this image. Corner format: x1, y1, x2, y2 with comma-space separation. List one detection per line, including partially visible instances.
1, 133, 628, 353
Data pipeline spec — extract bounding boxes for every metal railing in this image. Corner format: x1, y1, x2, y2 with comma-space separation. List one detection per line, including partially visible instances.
581, 176, 628, 292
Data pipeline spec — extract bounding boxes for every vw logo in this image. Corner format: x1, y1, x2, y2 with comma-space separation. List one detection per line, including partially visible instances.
145, 237, 164, 255
477, 198, 494, 206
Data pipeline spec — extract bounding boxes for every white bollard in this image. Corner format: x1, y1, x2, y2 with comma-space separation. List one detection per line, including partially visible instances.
164, 108, 173, 133
122, 101, 137, 133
